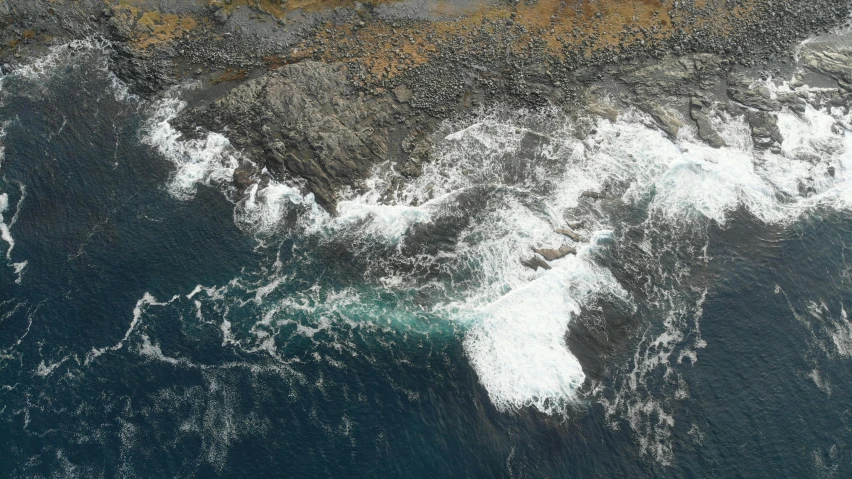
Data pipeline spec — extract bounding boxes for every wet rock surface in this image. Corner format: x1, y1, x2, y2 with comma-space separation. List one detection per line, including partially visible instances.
173, 60, 425, 212
534, 245, 577, 262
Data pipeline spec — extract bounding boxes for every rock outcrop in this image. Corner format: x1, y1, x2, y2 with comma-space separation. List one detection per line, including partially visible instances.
521, 256, 552, 271
534, 245, 577, 261
175, 61, 429, 213
801, 48, 852, 90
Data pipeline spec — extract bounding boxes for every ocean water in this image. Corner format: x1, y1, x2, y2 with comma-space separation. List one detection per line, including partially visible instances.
1, 38, 852, 478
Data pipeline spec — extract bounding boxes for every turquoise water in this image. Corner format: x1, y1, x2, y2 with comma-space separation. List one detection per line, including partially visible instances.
1, 44, 852, 477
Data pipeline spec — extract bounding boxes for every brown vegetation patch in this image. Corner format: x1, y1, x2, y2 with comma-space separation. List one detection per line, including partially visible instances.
212, 67, 250, 84
294, 0, 772, 82
112, 5, 199, 50
210, 0, 404, 16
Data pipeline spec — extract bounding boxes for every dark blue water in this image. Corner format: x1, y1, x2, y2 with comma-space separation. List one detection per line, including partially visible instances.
1, 47, 852, 478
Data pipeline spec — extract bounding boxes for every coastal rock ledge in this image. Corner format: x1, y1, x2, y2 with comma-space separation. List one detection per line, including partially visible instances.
175, 61, 431, 213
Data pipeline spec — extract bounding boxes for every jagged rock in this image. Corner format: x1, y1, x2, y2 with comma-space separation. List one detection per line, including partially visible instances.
554, 228, 582, 242
581, 190, 608, 201
233, 163, 258, 192
728, 72, 781, 111
213, 8, 229, 24
534, 245, 576, 261
175, 61, 416, 213
617, 54, 723, 97
802, 48, 852, 90
108, 43, 171, 95
107, 15, 133, 41
745, 110, 783, 149
521, 256, 552, 271
690, 97, 727, 148
639, 101, 684, 138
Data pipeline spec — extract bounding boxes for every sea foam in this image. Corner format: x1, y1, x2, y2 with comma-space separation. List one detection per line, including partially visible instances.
464, 235, 625, 413
137, 39, 852, 425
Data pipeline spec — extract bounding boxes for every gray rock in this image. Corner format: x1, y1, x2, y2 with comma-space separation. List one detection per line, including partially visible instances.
533, 245, 576, 261
521, 256, 552, 271
728, 72, 781, 111
617, 54, 723, 97
802, 48, 852, 90
745, 110, 782, 149
640, 101, 684, 138
690, 97, 726, 148
214, 8, 229, 25
393, 84, 413, 103
554, 228, 583, 242
177, 61, 413, 213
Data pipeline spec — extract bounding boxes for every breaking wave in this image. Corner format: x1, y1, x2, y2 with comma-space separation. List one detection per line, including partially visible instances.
107, 30, 852, 465
142, 92, 241, 201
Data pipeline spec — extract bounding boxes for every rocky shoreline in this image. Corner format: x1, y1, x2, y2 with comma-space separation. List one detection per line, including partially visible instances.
0, 0, 851, 260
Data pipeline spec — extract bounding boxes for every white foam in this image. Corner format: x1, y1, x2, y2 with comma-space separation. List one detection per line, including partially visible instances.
378, 93, 846, 429
464, 235, 625, 413
830, 307, 852, 357
4, 38, 136, 104
300, 86, 852, 418
0, 193, 12, 259
142, 95, 240, 201
134, 36, 852, 428
141, 89, 336, 236
138, 334, 181, 365
1, 182, 27, 282
12, 260, 27, 284
9, 39, 106, 81
86, 293, 176, 363
237, 181, 328, 234
35, 355, 72, 377
331, 200, 432, 242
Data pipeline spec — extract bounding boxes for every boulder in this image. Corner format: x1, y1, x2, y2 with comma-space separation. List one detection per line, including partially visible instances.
745, 110, 783, 149
554, 228, 583, 242
213, 8, 229, 24
521, 256, 552, 271
533, 245, 576, 261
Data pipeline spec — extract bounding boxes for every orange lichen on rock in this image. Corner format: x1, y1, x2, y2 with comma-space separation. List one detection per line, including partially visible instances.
296, 0, 771, 81
313, 23, 438, 78
210, 0, 403, 16
212, 67, 250, 84
111, 5, 199, 49
104, 0, 778, 82
135, 11, 198, 48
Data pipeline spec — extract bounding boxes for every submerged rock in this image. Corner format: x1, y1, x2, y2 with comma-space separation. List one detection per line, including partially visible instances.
581, 190, 608, 201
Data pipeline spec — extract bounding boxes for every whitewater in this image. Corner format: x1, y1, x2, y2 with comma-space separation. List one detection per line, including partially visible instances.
3, 29, 852, 476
